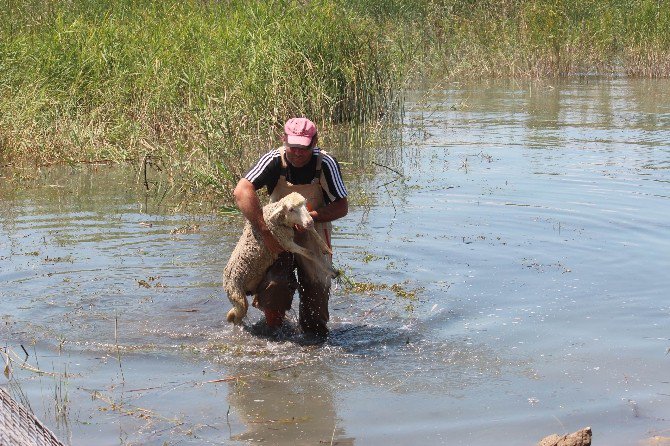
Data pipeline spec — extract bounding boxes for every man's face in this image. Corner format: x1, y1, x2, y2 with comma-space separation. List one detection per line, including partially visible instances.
285, 145, 312, 167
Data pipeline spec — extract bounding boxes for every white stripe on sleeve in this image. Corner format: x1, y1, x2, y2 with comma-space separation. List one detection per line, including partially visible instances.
322, 154, 347, 198
245, 149, 279, 183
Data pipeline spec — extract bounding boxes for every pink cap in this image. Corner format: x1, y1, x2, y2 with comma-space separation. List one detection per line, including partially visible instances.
284, 118, 317, 147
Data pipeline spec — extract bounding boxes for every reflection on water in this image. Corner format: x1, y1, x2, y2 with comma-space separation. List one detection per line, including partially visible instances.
225, 353, 353, 446
1, 78, 670, 445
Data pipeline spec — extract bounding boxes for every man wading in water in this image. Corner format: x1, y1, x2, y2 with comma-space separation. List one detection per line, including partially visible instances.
233, 117, 348, 337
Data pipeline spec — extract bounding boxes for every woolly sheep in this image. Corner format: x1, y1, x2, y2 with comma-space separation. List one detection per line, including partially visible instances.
223, 192, 336, 325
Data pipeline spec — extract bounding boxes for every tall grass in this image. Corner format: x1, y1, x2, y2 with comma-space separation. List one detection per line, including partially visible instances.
421, 0, 670, 78
1, 0, 669, 201
342, 0, 670, 78
0, 0, 405, 198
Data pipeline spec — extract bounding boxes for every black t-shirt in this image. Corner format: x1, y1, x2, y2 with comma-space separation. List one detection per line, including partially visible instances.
244, 147, 347, 204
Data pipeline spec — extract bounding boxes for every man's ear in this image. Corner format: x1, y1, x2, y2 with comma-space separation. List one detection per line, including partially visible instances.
310, 134, 319, 148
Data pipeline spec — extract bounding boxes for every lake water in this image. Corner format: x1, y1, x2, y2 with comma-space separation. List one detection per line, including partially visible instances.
1, 78, 669, 445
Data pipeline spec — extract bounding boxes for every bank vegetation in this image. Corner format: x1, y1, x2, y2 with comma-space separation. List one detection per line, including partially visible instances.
1, 0, 668, 199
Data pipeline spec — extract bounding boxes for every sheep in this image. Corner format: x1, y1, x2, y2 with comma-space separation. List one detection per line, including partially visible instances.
223, 191, 336, 325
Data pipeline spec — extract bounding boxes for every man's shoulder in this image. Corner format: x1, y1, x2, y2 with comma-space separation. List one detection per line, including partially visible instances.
318, 149, 342, 172
245, 148, 282, 183
314, 147, 332, 161
253, 148, 282, 168
262, 147, 282, 160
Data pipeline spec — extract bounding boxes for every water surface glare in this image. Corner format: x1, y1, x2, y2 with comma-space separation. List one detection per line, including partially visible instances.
1, 79, 669, 445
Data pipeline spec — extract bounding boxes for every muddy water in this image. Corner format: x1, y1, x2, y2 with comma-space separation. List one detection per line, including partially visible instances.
1, 78, 669, 445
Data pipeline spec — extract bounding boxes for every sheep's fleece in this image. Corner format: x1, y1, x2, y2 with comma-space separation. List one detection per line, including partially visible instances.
223, 192, 334, 324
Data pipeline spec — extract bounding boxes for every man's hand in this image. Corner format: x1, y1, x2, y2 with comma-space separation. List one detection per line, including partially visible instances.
234, 179, 286, 256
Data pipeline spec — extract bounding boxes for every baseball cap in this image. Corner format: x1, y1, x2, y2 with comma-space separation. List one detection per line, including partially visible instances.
284, 118, 317, 147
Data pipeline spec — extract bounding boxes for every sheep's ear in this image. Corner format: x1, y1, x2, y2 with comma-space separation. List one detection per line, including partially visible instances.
268, 203, 287, 221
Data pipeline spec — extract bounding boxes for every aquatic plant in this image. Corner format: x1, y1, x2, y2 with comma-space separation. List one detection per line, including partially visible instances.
338, 268, 422, 314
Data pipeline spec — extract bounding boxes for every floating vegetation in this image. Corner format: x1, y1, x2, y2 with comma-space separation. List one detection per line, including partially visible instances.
43, 256, 74, 264
137, 280, 151, 289
521, 258, 572, 274
340, 272, 423, 314
1, 347, 73, 379
137, 276, 166, 288
91, 389, 181, 424
359, 251, 389, 264
170, 224, 200, 235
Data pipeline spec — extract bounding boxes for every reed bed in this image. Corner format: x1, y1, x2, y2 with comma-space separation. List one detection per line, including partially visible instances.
423, 0, 670, 78
1, 0, 669, 201
0, 0, 404, 198
348, 0, 670, 78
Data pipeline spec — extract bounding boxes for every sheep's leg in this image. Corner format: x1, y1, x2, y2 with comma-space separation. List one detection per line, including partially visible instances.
305, 230, 339, 278
283, 240, 321, 263
226, 289, 248, 325
285, 240, 339, 279
307, 227, 333, 255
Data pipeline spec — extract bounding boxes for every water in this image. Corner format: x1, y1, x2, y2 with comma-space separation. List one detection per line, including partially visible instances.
1, 78, 669, 445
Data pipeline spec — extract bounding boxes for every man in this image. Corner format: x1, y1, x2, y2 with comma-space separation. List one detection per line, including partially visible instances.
232, 117, 348, 337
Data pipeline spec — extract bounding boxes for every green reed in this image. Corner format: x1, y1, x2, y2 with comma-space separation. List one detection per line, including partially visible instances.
0, 0, 404, 197
1, 0, 668, 201
346, 0, 669, 78
419, 0, 670, 78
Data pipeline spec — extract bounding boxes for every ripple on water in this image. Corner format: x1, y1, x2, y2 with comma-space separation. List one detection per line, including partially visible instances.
2, 81, 670, 445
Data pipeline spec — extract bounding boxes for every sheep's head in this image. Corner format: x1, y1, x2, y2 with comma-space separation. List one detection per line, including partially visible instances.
275, 192, 314, 229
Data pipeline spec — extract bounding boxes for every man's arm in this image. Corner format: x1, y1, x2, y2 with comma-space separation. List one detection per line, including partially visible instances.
233, 179, 285, 255
310, 197, 348, 223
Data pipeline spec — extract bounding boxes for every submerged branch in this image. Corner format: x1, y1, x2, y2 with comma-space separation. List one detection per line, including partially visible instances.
1, 348, 74, 378
372, 161, 405, 178
201, 361, 306, 385
120, 360, 307, 395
